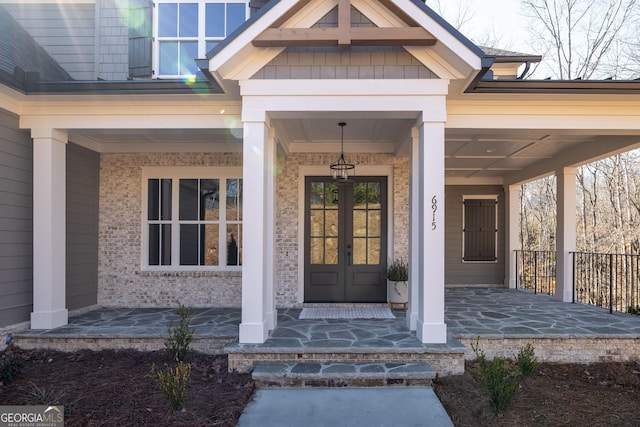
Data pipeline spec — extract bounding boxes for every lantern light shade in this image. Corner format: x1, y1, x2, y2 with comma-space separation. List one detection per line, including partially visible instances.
330, 122, 355, 181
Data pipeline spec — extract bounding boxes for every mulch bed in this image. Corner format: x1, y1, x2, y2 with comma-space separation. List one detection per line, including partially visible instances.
0, 347, 254, 426
434, 360, 640, 426
3, 346, 640, 426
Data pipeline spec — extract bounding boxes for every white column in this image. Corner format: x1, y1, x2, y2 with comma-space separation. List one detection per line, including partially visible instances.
555, 167, 577, 302
504, 184, 520, 289
407, 127, 420, 331
239, 115, 275, 343
31, 128, 68, 329
265, 127, 277, 330
416, 119, 447, 344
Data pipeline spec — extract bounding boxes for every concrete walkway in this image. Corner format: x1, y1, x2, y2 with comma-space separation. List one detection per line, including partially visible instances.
237, 387, 454, 427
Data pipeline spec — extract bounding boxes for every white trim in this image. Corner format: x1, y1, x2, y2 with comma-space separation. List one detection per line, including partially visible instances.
2, 0, 93, 2
462, 195, 499, 201
296, 165, 394, 304
140, 166, 242, 272
241, 79, 449, 97
153, 0, 250, 79
461, 194, 499, 264
288, 142, 395, 154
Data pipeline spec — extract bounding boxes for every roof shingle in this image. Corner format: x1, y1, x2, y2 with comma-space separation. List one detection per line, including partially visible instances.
0, 5, 72, 83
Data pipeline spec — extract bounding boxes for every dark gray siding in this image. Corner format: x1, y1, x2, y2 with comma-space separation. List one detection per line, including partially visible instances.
66, 143, 99, 310
445, 185, 505, 285
3, 3, 96, 80
128, 0, 153, 78
0, 110, 33, 327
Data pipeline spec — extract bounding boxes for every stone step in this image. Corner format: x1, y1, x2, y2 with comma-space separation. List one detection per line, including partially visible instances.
252, 361, 436, 388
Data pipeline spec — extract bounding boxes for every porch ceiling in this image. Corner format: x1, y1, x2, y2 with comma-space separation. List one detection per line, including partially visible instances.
69, 119, 640, 185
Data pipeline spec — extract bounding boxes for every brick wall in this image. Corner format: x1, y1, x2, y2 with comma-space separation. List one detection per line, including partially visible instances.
99, 151, 408, 308
98, 152, 243, 308
274, 153, 409, 307
459, 337, 640, 363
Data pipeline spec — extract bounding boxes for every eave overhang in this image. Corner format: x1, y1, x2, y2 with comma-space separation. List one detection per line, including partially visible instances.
468, 79, 640, 94
0, 71, 222, 95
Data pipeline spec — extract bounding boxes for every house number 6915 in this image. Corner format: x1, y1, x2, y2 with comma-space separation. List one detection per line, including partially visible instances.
431, 195, 437, 230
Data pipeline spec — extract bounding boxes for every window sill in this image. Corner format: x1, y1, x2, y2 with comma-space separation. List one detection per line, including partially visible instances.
136, 270, 242, 278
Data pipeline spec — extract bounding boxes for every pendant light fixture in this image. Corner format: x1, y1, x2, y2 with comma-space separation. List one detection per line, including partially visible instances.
330, 122, 355, 181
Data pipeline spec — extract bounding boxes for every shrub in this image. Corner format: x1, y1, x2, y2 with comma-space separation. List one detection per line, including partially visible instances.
471, 338, 520, 415
165, 304, 194, 362
149, 360, 192, 412
478, 356, 520, 414
627, 306, 640, 315
515, 343, 538, 376
0, 352, 25, 385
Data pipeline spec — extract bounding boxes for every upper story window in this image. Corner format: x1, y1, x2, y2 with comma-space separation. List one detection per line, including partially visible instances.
154, 0, 248, 78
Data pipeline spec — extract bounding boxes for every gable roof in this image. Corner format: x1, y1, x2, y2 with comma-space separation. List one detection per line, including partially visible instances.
0, 5, 72, 85
198, 0, 486, 90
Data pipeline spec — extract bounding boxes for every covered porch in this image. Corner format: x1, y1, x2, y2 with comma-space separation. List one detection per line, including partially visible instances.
14, 287, 640, 376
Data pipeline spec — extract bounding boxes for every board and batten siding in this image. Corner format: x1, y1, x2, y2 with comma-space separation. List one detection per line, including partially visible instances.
0, 110, 33, 327
445, 185, 506, 286
3, 3, 96, 80
66, 143, 99, 310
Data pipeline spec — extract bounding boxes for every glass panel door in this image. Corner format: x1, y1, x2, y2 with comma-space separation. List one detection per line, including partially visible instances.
304, 177, 387, 303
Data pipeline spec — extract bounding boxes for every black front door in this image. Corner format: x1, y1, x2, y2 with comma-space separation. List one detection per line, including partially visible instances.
304, 176, 387, 302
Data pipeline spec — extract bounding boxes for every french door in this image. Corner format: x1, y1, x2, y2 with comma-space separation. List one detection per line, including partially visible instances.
304, 176, 387, 302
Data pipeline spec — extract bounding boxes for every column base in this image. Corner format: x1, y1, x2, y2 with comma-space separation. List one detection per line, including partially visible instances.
239, 321, 270, 344
554, 289, 573, 303
416, 320, 447, 344
30, 309, 68, 330
406, 310, 418, 331
266, 308, 278, 331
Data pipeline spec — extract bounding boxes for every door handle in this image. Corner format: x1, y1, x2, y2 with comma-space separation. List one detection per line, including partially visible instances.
347, 244, 352, 266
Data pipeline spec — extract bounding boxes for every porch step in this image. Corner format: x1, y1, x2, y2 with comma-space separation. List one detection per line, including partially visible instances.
302, 303, 391, 308
252, 361, 436, 388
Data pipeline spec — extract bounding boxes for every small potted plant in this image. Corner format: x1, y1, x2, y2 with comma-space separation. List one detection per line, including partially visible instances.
386, 258, 408, 309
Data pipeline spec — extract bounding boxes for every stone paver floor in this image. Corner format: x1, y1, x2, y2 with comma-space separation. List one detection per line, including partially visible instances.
16, 288, 640, 345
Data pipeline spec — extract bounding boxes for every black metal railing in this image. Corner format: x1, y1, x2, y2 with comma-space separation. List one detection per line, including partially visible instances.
515, 250, 556, 295
515, 250, 640, 314
572, 252, 640, 314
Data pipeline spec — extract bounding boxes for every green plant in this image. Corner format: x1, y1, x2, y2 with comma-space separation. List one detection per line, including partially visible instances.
472, 338, 520, 415
386, 258, 409, 281
627, 305, 640, 315
480, 357, 520, 414
149, 360, 192, 412
515, 343, 538, 376
28, 383, 67, 406
165, 304, 194, 362
0, 352, 25, 385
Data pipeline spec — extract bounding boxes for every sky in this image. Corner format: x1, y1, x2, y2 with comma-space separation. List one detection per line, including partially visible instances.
430, 0, 533, 54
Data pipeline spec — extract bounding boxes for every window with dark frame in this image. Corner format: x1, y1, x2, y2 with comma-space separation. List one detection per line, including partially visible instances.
146, 174, 242, 268
463, 197, 498, 262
